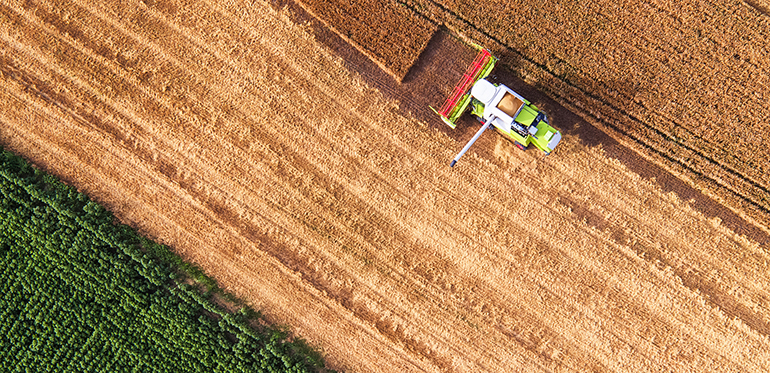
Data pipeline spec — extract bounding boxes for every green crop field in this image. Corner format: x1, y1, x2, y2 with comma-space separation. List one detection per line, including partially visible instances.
0, 147, 332, 373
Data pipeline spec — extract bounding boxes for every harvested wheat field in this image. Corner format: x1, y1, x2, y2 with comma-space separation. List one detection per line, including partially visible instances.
1, 0, 769, 371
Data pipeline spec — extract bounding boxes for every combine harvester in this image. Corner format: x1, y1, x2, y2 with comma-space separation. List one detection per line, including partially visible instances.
433, 48, 562, 167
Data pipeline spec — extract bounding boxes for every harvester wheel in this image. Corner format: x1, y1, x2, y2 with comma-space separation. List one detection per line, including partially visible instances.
514, 141, 526, 150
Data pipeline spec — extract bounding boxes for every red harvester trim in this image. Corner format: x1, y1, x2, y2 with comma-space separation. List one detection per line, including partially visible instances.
438, 49, 492, 117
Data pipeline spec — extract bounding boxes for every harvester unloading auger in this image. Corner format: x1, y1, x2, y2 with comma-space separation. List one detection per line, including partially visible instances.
432, 47, 562, 167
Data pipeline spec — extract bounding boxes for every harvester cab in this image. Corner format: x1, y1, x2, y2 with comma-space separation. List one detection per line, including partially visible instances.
431, 47, 562, 167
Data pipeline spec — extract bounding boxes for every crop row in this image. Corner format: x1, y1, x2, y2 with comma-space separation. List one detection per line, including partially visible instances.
0, 147, 332, 373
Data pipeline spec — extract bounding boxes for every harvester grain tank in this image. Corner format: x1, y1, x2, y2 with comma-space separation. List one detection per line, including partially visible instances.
432, 48, 562, 166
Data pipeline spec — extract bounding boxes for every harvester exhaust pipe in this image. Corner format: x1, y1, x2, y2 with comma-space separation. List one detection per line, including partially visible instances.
450, 116, 494, 167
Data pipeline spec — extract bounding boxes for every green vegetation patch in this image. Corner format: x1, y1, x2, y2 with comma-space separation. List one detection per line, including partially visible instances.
0, 147, 333, 373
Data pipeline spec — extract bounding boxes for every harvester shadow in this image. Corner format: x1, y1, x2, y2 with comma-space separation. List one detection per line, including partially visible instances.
266, 0, 460, 120
509, 72, 770, 246
269, 0, 769, 247
530, 78, 769, 245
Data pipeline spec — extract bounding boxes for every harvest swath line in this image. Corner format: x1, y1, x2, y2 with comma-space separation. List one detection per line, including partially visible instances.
393, 0, 770, 232
4, 0, 770, 371
11, 5, 409, 352
420, 200, 655, 371
0, 146, 333, 372
268, 3, 768, 242
256, 100, 540, 371
3, 2, 464, 369
264, 7, 764, 354
178, 14, 756, 366
4, 0, 289, 198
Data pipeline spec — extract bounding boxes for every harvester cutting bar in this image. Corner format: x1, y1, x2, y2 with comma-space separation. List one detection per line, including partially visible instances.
438, 48, 494, 118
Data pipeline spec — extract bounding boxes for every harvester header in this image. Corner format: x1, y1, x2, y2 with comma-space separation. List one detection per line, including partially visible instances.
434, 48, 498, 129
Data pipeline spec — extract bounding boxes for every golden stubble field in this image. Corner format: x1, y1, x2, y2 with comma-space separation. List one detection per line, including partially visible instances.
1, 0, 769, 372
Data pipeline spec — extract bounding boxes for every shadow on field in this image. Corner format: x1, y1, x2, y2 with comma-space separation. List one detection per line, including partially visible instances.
485, 62, 768, 246
270, 0, 769, 247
